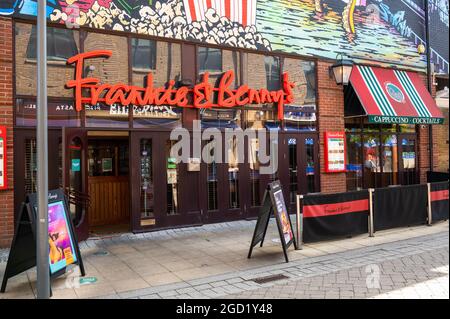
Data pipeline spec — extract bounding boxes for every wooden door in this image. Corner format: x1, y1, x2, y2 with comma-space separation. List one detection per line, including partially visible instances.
87, 139, 130, 227
62, 128, 89, 241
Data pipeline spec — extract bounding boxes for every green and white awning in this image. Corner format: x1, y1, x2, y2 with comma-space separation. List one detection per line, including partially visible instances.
348, 66, 444, 124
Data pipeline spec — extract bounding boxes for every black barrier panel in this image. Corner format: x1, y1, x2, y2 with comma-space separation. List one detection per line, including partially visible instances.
427, 171, 449, 183
431, 181, 449, 222
373, 184, 428, 231
302, 190, 369, 243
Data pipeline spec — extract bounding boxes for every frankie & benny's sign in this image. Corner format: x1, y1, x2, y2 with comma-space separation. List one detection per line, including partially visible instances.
65, 50, 296, 120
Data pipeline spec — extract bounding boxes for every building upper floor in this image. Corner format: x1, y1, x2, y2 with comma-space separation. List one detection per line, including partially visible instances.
0, 0, 448, 74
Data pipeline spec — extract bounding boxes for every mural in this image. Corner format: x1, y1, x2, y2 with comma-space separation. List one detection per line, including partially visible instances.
2, 0, 449, 72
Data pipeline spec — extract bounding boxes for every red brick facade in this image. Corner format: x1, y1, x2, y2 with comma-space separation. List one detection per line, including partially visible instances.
0, 18, 444, 247
418, 73, 440, 184
317, 61, 347, 194
0, 17, 14, 247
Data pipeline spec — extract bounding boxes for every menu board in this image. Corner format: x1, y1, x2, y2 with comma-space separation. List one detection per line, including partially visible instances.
47, 201, 78, 275
324, 132, 346, 173
272, 189, 294, 244
0, 126, 7, 190
248, 180, 297, 263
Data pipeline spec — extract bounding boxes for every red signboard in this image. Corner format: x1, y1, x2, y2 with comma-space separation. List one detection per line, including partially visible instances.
65, 50, 296, 120
324, 131, 346, 173
0, 126, 7, 190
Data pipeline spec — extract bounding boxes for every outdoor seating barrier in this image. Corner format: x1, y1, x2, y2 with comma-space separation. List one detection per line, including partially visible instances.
428, 181, 449, 224
295, 190, 370, 246
373, 184, 428, 231
295, 183, 448, 248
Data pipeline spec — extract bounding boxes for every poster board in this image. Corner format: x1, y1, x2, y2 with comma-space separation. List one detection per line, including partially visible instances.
248, 181, 297, 263
324, 131, 346, 173
0, 126, 7, 190
1, 189, 85, 293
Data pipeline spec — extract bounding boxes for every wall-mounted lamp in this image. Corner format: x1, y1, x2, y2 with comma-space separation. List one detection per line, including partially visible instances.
84, 65, 96, 75
330, 54, 353, 86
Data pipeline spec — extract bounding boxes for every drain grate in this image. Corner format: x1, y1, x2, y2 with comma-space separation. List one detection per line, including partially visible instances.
251, 274, 289, 284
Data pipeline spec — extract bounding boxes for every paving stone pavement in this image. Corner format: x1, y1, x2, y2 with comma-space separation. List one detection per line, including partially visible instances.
225, 248, 449, 299
105, 230, 449, 299
1, 219, 448, 299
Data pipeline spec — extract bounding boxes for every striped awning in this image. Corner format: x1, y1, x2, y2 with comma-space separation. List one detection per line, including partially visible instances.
348, 65, 444, 124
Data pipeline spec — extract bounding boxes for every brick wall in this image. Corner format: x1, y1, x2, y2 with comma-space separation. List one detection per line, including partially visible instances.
317, 61, 346, 193
0, 17, 14, 248
417, 73, 440, 184
15, 22, 79, 98
434, 106, 449, 172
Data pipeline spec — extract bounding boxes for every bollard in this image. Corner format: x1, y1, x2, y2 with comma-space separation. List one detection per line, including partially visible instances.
368, 188, 374, 237
296, 194, 304, 250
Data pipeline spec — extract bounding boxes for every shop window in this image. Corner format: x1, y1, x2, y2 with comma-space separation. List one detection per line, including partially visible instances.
249, 138, 260, 207
15, 97, 81, 127
206, 139, 218, 211
166, 140, 179, 215
305, 138, 316, 193
201, 109, 241, 129
227, 136, 240, 209
15, 23, 79, 98
26, 25, 78, 61
401, 138, 418, 185
381, 135, 399, 186
399, 124, 416, 133
282, 58, 317, 131
244, 109, 280, 130
207, 162, 218, 211
84, 32, 129, 84
346, 134, 363, 191
199, 48, 241, 127
288, 138, 298, 204
25, 139, 37, 194
85, 103, 130, 128
363, 135, 381, 189
198, 47, 222, 73
132, 41, 182, 128
380, 124, 397, 133
87, 140, 129, 177
131, 38, 157, 70
140, 139, 154, 219
265, 56, 281, 91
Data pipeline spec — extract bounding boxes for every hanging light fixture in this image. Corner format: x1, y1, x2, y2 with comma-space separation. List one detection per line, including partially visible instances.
330, 53, 354, 86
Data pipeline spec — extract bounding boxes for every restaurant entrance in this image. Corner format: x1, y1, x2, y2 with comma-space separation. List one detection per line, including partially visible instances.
130, 131, 203, 232
87, 133, 130, 235
281, 133, 320, 213
63, 129, 131, 239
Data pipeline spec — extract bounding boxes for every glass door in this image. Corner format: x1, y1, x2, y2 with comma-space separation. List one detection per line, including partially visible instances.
130, 132, 201, 231
203, 135, 245, 223
282, 133, 320, 213
62, 128, 89, 241
399, 135, 419, 185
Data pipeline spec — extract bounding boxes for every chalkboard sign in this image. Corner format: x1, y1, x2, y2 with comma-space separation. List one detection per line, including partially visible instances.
1, 189, 85, 293
248, 181, 297, 263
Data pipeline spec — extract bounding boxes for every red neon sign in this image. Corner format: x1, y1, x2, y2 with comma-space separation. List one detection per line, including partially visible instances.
65, 50, 295, 120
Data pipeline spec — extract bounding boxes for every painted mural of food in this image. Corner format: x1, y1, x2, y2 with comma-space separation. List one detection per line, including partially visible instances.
50, 0, 271, 50
4, 0, 448, 73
